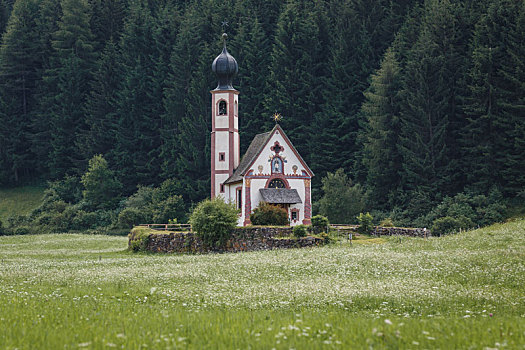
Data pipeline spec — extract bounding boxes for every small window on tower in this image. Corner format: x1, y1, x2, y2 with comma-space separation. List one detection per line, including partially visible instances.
218, 100, 227, 115
219, 152, 225, 162
220, 183, 225, 193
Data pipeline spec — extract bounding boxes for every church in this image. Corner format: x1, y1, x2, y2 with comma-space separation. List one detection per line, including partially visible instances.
210, 34, 314, 227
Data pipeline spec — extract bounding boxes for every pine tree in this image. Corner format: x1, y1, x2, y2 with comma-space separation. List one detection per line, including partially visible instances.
89, 0, 127, 48
398, 0, 465, 199
461, 0, 525, 196
161, 1, 215, 203
264, 0, 329, 167
48, 0, 96, 178
30, 0, 62, 177
233, 17, 270, 154
361, 48, 403, 209
112, 0, 168, 192
80, 40, 121, 158
0, 0, 41, 183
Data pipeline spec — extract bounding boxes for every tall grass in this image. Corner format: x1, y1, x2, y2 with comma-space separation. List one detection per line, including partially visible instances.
0, 220, 524, 348
0, 186, 45, 221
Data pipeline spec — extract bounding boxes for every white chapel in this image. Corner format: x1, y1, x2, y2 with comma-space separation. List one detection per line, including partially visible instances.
210, 34, 314, 226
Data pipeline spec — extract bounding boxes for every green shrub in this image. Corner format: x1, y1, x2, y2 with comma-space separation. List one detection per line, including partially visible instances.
118, 208, 146, 229
318, 169, 365, 224
431, 215, 474, 236
311, 215, 329, 233
189, 197, 239, 248
250, 202, 289, 226
0, 219, 3, 235
128, 227, 153, 252
380, 218, 394, 227
152, 195, 186, 224
6, 215, 27, 228
356, 212, 374, 234
81, 155, 122, 210
293, 224, 308, 238
14, 226, 31, 235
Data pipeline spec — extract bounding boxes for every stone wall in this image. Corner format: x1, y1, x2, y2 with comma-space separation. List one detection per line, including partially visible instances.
372, 226, 429, 238
332, 225, 430, 238
129, 226, 324, 254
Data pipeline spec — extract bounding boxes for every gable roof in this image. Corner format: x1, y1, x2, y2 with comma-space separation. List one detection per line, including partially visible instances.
224, 124, 314, 184
224, 131, 271, 184
260, 188, 302, 204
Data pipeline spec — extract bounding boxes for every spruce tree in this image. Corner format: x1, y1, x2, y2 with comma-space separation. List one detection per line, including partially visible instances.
112, 0, 168, 192
80, 40, 121, 158
233, 17, 270, 154
48, 0, 96, 178
398, 0, 465, 199
0, 0, 41, 183
361, 48, 403, 209
461, 0, 525, 196
161, 1, 215, 203
264, 0, 328, 167
30, 0, 62, 177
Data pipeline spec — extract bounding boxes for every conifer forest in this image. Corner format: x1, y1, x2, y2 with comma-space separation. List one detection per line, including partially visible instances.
0, 0, 524, 226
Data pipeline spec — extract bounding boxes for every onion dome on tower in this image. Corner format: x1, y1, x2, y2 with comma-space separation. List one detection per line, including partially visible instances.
212, 33, 238, 90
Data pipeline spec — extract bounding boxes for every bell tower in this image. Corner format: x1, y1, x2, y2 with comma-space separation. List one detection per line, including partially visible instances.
211, 33, 239, 198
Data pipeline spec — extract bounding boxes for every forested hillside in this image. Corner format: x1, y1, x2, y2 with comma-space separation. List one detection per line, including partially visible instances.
0, 0, 523, 224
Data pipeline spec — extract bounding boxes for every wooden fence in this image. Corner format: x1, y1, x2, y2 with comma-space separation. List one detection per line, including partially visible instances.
138, 223, 192, 232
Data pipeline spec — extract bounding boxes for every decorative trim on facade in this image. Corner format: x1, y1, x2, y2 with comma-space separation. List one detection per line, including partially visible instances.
264, 174, 290, 189
243, 178, 252, 226
303, 179, 312, 225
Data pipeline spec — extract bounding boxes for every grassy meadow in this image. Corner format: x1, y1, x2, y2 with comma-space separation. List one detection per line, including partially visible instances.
0, 220, 524, 349
0, 186, 45, 222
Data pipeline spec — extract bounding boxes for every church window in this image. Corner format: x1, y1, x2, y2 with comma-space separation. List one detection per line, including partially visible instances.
234, 101, 238, 116
236, 187, 242, 209
291, 209, 299, 222
220, 183, 225, 193
218, 100, 227, 115
219, 152, 225, 162
272, 157, 283, 174
268, 178, 286, 189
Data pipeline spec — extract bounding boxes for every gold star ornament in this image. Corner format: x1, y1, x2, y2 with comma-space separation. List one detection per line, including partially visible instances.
273, 112, 283, 123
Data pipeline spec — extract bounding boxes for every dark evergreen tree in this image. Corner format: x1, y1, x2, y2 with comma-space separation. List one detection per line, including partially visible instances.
0, 0, 41, 183
80, 40, 121, 158
161, 1, 215, 203
112, 0, 169, 192
461, 0, 525, 196
0, 0, 14, 35
264, 0, 329, 167
233, 17, 270, 154
89, 0, 127, 48
398, 0, 465, 199
361, 48, 403, 209
48, 0, 96, 178
30, 0, 62, 177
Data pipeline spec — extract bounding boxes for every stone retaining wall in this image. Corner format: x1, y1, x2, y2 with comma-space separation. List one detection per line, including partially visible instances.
333, 226, 429, 237
130, 226, 324, 254
372, 226, 429, 238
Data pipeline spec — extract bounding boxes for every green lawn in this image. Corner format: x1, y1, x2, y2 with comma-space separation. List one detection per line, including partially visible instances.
0, 186, 45, 222
0, 220, 524, 349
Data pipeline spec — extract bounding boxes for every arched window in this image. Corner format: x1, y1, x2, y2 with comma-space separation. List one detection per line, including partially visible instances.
268, 178, 286, 189
218, 100, 227, 115
272, 157, 283, 174
234, 101, 238, 116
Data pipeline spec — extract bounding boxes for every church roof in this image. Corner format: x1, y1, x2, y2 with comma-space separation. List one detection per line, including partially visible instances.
224, 124, 314, 185
259, 188, 302, 204
224, 130, 272, 184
